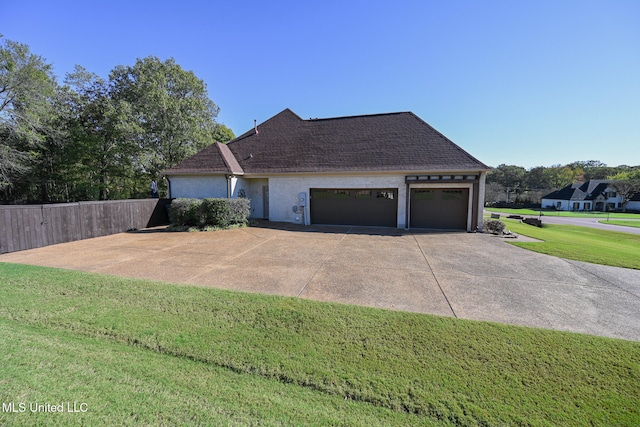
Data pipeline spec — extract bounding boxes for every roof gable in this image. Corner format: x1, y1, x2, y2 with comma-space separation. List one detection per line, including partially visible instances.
542, 180, 613, 201
165, 142, 244, 175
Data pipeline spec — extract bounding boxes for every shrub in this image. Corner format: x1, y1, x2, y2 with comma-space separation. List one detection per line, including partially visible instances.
170, 198, 250, 229
228, 198, 251, 225
483, 219, 506, 235
170, 198, 203, 227
201, 199, 230, 227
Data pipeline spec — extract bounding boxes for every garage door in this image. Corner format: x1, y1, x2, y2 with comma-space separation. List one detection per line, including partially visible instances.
410, 188, 469, 229
310, 189, 397, 227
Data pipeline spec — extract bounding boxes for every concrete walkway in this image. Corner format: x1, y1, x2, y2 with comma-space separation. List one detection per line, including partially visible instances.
1, 223, 639, 341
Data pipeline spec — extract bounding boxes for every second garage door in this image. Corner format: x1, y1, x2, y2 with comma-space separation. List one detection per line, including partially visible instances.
310, 189, 397, 227
410, 188, 469, 230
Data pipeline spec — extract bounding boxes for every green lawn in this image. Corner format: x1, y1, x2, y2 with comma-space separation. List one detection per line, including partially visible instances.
600, 219, 640, 228
486, 207, 640, 219
1, 263, 639, 426
497, 219, 640, 270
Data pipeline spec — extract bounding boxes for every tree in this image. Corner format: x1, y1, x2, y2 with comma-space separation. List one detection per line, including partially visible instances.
212, 123, 235, 143
486, 164, 526, 202
543, 165, 578, 189
2, 40, 233, 202
65, 66, 142, 200
110, 56, 226, 181
525, 166, 551, 190
0, 37, 56, 197
484, 181, 505, 205
24, 84, 73, 202
608, 169, 640, 212
566, 160, 603, 180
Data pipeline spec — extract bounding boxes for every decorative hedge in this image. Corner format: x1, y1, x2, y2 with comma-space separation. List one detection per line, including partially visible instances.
483, 219, 506, 235
170, 198, 251, 228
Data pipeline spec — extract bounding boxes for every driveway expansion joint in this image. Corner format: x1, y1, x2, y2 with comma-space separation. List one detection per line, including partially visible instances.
296, 228, 352, 298
228, 237, 274, 261
563, 259, 640, 300
411, 233, 457, 318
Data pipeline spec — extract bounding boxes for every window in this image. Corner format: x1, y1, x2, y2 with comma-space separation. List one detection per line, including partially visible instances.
442, 190, 464, 201
413, 190, 434, 201
354, 190, 373, 199
312, 190, 331, 199
584, 202, 591, 210
572, 202, 580, 210
334, 190, 350, 199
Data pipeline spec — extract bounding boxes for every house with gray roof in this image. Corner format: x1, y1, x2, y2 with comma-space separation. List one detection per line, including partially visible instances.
164, 109, 490, 230
541, 180, 624, 211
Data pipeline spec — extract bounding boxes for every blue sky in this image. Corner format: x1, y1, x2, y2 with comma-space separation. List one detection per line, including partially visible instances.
2, 0, 638, 168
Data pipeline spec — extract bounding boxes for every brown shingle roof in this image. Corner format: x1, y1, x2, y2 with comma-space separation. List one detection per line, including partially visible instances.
166, 109, 489, 175
165, 142, 244, 175
217, 142, 244, 174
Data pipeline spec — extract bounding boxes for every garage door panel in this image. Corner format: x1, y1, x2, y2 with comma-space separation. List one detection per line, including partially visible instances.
410, 188, 468, 229
310, 189, 397, 227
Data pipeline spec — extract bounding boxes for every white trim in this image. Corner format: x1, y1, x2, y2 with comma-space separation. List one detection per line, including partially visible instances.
477, 172, 487, 231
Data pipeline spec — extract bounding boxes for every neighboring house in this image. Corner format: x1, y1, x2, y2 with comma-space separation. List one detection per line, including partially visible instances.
164, 109, 490, 230
541, 180, 624, 211
627, 192, 640, 212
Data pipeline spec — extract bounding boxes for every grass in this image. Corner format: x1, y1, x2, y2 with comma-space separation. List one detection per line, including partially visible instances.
497, 219, 640, 269
486, 207, 640, 219
1, 321, 427, 426
1, 263, 639, 426
600, 219, 640, 228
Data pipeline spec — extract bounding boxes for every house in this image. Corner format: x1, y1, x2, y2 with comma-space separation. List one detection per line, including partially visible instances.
626, 192, 640, 212
541, 180, 623, 211
163, 109, 490, 230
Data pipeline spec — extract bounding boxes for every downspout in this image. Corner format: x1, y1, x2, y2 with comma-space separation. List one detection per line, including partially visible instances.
165, 177, 172, 199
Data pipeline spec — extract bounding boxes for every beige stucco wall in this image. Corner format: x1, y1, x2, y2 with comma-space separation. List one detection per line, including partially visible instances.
235, 178, 268, 219
267, 174, 407, 226
169, 175, 228, 199
168, 172, 487, 230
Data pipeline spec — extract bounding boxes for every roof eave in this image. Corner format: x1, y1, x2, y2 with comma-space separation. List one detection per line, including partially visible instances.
164, 170, 245, 177
237, 167, 490, 176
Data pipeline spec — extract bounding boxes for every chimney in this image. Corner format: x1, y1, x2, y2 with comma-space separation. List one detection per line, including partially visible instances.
254, 119, 258, 134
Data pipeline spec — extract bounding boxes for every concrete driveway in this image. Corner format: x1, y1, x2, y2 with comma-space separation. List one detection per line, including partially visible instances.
1, 223, 639, 341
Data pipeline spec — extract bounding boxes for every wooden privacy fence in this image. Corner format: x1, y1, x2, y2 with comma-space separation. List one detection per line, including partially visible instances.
0, 199, 170, 254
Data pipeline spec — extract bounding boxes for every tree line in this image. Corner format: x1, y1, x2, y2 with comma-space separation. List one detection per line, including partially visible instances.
1, 36, 233, 203
485, 161, 640, 207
